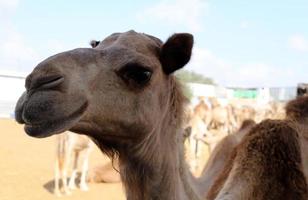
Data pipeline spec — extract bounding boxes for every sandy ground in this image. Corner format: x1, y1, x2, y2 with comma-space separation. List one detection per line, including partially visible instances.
0, 119, 125, 200
0, 119, 211, 200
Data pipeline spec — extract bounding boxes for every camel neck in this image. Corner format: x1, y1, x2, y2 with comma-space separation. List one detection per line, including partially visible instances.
115, 80, 201, 200
118, 122, 200, 200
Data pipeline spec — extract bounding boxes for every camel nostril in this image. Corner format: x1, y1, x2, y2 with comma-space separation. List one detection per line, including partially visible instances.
31, 75, 64, 90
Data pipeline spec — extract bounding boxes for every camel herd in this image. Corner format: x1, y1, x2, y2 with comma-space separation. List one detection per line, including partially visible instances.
14, 30, 308, 199
185, 96, 285, 174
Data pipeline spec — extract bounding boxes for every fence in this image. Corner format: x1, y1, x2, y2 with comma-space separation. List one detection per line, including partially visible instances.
188, 83, 297, 103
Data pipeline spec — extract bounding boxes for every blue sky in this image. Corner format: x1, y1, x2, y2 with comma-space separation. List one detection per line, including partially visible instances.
0, 0, 307, 87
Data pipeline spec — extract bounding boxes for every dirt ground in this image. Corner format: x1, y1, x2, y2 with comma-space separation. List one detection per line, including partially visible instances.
0, 119, 125, 200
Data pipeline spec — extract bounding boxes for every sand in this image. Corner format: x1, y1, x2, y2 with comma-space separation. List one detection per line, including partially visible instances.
0, 119, 125, 200
0, 119, 211, 200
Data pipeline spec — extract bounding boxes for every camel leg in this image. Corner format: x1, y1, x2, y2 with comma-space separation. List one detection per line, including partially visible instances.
189, 134, 196, 158
68, 151, 79, 190
54, 159, 62, 197
80, 149, 91, 191
61, 152, 71, 195
61, 170, 71, 195
189, 135, 198, 173
195, 140, 199, 157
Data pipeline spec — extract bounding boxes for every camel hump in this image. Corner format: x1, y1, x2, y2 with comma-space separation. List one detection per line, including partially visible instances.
238, 120, 307, 199
285, 96, 308, 121
207, 120, 307, 199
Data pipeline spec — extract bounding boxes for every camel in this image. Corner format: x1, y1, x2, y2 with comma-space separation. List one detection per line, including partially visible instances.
87, 159, 121, 183
207, 97, 234, 134
14, 30, 308, 199
196, 119, 256, 197
15, 30, 208, 200
297, 83, 308, 97
188, 97, 212, 173
206, 96, 308, 200
232, 105, 256, 127
54, 131, 94, 196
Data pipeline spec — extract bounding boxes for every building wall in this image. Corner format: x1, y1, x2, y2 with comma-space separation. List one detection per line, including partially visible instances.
0, 76, 25, 118
187, 83, 297, 104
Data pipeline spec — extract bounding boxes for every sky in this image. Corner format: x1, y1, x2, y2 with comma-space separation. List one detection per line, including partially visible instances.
0, 0, 307, 87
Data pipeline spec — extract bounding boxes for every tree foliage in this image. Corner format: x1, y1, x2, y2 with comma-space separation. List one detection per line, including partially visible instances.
175, 70, 215, 100
175, 70, 215, 85
181, 83, 193, 100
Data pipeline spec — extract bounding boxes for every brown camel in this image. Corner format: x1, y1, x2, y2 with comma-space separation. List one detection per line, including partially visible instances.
206, 96, 308, 200
14, 30, 211, 200
196, 119, 256, 197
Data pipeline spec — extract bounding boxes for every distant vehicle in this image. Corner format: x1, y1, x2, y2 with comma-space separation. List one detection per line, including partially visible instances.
297, 83, 308, 97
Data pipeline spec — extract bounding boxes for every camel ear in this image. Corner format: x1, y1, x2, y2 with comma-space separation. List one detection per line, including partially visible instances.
160, 33, 193, 74
286, 96, 308, 120
90, 40, 100, 48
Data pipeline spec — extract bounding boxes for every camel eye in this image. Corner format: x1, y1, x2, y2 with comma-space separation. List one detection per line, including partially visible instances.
119, 64, 152, 86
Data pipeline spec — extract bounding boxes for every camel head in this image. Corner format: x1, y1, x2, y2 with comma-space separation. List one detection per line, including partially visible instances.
15, 30, 193, 145
286, 96, 308, 126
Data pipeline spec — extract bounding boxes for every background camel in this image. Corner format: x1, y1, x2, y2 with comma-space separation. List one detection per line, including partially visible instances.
54, 131, 94, 196
206, 96, 308, 200
187, 97, 212, 173
206, 97, 230, 133
187, 97, 252, 174
196, 119, 256, 197
87, 160, 121, 184
297, 83, 308, 97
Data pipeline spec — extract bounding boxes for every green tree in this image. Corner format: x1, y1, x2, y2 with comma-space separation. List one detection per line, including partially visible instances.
175, 70, 215, 85
181, 83, 193, 100
175, 70, 215, 101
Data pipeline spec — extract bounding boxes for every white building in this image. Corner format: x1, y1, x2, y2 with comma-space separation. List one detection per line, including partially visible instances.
0, 73, 26, 118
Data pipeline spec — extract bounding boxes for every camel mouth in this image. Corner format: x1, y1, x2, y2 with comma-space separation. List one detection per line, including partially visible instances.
24, 101, 89, 138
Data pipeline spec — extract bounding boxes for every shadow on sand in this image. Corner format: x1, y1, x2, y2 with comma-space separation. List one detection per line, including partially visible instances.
43, 174, 83, 194
43, 179, 55, 194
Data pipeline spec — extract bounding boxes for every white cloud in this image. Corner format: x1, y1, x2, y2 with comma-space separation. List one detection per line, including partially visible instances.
240, 20, 249, 29
0, 0, 42, 74
187, 47, 231, 80
0, 27, 41, 73
1, 29, 38, 61
186, 47, 299, 87
0, 0, 19, 7
288, 34, 308, 52
137, 0, 208, 32
0, 0, 19, 18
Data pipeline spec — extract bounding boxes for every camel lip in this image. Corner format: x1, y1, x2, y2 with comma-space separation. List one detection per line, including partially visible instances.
24, 123, 58, 138
23, 101, 89, 138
